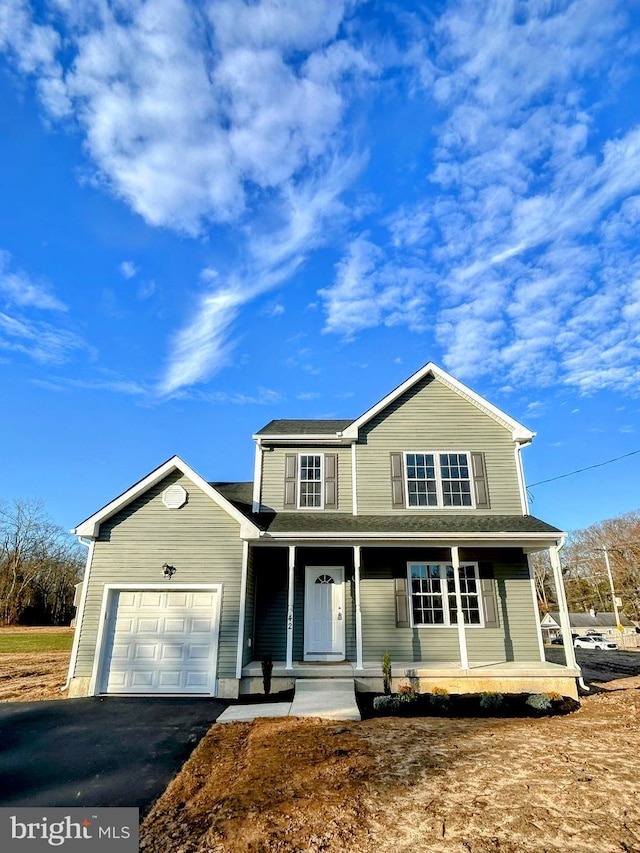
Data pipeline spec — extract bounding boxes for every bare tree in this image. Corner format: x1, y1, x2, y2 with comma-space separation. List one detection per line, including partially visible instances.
0, 499, 83, 626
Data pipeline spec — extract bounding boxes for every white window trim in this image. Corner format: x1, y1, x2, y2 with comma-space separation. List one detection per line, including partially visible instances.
407, 562, 484, 628
403, 450, 476, 510
297, 452, 324, 510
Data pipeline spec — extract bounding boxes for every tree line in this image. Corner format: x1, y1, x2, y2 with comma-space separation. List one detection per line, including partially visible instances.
0, 499, 84, 626
533, 509, 640, 621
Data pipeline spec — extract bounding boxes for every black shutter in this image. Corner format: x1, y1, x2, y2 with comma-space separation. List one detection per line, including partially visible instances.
390, 452, 405, 508
478, 562, 499, 628
471, 452, 490, 509
324, 453, 338, 509
284, 454, 297, 508
395, 577, 410, 628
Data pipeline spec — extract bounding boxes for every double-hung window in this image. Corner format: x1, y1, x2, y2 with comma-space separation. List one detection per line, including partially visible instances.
298, 454, 323, 508
409, 562, 483, 626
405, 452, 474, 508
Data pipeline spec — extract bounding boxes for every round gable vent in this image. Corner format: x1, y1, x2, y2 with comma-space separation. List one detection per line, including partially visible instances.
162, 484, 188, 509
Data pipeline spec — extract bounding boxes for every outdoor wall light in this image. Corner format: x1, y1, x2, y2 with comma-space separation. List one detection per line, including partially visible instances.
162, 563, 177, 579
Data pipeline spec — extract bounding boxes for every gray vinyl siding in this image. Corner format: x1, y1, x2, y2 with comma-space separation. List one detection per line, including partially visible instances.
251, 547, 356, 662
260, 445, 353, 512
356, 374, 523, 514
73, 471, 244, 683
360, 548, 539, 663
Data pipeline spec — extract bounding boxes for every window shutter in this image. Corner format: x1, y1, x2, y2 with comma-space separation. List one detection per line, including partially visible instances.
390, 452, 405, 508
479, 563, 499, 628
471, 452, 490, 509
324, 453, 338, 509
284, 454, 297, 508
394, 577, 410, 628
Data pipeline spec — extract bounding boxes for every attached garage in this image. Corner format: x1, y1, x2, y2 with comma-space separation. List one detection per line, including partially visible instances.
94, 585, 221, 695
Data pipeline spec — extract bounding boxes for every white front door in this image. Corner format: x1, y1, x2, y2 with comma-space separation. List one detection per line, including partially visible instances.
304, 566, 345, 661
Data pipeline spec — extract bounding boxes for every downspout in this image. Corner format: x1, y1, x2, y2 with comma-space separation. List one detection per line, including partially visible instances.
62, 535, 94, 692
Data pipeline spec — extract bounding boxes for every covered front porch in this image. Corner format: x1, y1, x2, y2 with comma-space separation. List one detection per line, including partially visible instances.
240, 535, 581, 699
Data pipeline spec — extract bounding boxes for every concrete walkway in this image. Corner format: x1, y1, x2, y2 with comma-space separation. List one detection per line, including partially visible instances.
217, 678, 361, 723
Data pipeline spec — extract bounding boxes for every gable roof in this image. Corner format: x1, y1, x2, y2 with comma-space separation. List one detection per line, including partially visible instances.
253, 362, 534, 444
73, 456, 261, 538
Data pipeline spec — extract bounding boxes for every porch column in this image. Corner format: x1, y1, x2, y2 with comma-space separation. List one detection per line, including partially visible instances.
549, 543, 579, 672
450, 546, 469, 670
285, 545, 295, 671
354, 545, 363, 670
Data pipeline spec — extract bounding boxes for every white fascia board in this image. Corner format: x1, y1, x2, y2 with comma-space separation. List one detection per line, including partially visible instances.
342, 362, 535, 443
251, 435, 354, 444
73, 455, 260, 538
249, 530, 565, 546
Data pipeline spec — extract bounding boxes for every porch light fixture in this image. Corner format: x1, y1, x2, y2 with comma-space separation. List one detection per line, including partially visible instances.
162, 563, 177, 579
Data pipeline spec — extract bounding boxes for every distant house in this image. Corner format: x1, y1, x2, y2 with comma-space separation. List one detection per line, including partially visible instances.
541, 610, 638, 647
66, 362, 581, 700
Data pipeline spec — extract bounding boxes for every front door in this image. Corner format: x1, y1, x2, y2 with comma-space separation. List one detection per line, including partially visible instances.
304, 566, 346, 661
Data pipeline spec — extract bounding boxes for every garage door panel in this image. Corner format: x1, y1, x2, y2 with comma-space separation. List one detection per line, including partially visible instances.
101, 588, 219, 695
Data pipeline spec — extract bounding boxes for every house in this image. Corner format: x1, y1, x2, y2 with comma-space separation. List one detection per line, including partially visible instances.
66, 362, 581, 701
541, 611, 638, 647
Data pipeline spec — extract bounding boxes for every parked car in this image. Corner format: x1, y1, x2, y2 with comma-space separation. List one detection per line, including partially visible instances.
574, 635, 618, 650
551, 635, 564, 645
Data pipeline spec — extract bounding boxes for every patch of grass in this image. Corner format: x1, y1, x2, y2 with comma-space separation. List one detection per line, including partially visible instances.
0, 632, 74, 654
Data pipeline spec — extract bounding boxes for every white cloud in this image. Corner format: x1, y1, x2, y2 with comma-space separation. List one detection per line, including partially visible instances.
0, 250, 67, 311
0, 312, 86, 364
119, 261, 138, 279
322, 0, 640, 395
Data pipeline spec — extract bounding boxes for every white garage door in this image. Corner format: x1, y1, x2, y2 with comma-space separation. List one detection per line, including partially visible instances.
100, 588, 219, 694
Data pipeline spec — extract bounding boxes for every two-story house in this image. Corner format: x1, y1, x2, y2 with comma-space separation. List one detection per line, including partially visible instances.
66, 363, 580, 700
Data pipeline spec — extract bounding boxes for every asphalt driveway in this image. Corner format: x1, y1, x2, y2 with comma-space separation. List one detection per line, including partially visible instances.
0, 696, 226, 815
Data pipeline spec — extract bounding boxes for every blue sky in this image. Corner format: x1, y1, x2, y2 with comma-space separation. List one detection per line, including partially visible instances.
1, 0, 639, 536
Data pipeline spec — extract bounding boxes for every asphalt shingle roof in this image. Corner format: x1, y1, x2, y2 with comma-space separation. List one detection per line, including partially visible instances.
255, 419, 354, 436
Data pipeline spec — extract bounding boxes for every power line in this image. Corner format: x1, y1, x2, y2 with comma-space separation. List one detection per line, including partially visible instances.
528, 447, 640, 489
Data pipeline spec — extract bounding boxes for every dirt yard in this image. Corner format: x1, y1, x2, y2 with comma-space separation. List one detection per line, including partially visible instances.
139, 686, 640, 853
2, 635, 640, 852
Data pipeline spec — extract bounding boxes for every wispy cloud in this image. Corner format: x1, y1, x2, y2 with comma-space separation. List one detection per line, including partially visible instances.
0, 250, 66, 311
1, 0, 377, 392
0, 250, 84, 364
119, 261, 138, 280
320, 0, 640, 394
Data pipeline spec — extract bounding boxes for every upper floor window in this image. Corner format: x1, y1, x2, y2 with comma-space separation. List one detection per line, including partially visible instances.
299, 454, 323, 508
405, 452, 474, 508
284, 452, 338, 510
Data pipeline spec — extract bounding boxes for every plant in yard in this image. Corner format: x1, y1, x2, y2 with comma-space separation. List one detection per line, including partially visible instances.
479, 691, 504, 711
546, 691, 563, 702
382, 650, 392, 695
261, 654, 273, 695
526, 693, 552, 712
397, 683, 418, 703
429, 686, 450, 711
373, 695, 401, 713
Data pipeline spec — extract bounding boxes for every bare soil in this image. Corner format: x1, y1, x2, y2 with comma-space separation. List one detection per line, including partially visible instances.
3, 633, 640, 852
140, 688, 640, 853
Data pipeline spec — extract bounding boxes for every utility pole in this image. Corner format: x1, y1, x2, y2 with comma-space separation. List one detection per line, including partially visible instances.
600, 546, 625, 650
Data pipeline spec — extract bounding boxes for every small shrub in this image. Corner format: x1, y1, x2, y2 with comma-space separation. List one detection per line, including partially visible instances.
479, 691, 504, 711
546, 691, 563, 702
382, 651, 392, 695
261, 654, 273, 696
397, 684, 418, 703
526, 693, 553, 713
429, 686, 450, 711
373, 695, 401, 713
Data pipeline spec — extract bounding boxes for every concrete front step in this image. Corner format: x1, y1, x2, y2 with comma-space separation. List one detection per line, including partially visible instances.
289, 678, 361, 721
217, 677, 361, 723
